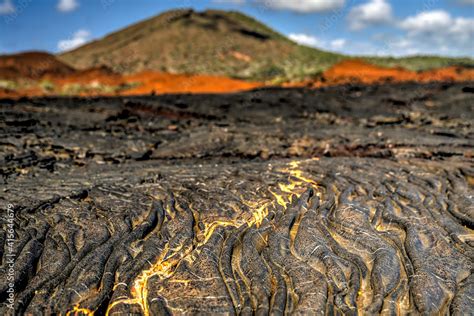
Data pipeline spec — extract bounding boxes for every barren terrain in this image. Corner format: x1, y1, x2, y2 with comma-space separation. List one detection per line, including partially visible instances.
1, 82, 473, 315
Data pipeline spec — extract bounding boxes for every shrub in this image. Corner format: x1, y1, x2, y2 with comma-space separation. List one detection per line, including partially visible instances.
39, 80, 55, 92
0, 80, 17, 90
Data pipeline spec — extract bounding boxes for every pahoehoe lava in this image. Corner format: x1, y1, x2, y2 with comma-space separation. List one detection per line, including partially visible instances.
1, 82, 473, 315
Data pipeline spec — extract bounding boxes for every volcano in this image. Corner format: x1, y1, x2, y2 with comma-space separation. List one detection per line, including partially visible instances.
57, 9, 473, 82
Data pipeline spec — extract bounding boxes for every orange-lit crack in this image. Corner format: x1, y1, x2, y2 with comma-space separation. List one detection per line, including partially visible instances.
105, 243, 177, 316
271, 158, 321, 208
70, 159, 320, 316
65, 304, 95, 316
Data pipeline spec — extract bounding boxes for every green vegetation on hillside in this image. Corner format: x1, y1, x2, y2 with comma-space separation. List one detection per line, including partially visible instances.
365, 55, 474, 71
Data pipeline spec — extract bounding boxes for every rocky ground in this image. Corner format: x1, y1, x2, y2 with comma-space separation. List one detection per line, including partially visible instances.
1, 82, 473, 315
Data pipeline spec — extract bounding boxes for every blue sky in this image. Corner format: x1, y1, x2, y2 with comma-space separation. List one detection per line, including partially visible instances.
1, 0, 473, 57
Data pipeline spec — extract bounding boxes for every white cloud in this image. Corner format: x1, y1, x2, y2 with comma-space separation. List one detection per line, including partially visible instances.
330, 38, 346, 49
348, 30, 473, 58
57, 0, 79, 12
289, 33, 321, 46
398, 10, 474, 55
288, 6, 472, 57
399, 10, 451, 33
258, 0, 345, 13
347, 0, 393, 30
0, 0, 15, 14
289, 33, 347, 52
57, 29, 90, 51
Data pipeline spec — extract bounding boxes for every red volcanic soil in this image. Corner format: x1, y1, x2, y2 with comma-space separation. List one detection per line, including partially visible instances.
417, 66, 474, 82
49, 65, 126, 86
0, 52, 260, 97
315, 60, 474, 86
123, 71, 262, 94
0, 52, 75, 80
1, 54, 473, 99
322, 60, 418, 84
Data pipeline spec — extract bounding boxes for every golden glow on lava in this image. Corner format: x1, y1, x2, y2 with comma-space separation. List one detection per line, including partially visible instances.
100, 159, 321, 316
105, 243, 178, 316
65, 304, 95, 316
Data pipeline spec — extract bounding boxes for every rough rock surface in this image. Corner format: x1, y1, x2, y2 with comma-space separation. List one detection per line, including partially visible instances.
1, 82, 473, 315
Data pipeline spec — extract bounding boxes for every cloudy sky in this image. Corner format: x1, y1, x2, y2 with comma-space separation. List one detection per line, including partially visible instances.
0, 0, 473, 57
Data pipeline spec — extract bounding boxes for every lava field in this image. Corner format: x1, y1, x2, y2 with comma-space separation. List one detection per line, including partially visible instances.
1, 82, 473, 315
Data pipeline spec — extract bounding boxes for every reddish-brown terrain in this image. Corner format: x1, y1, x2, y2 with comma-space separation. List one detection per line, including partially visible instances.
0, 52, 75, 80
1, 53, 474, 98
315, 60, 474, 86
48, 66, 124, 85
0, 52, 262, 98
123, 71, 262, 94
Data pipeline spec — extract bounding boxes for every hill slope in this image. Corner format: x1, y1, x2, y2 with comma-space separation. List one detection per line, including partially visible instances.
58, 9, 343, 81
54, 9, 474, 81
0, 52, 75, 80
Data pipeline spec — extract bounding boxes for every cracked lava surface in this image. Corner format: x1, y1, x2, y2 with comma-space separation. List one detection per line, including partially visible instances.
1, 82, 473, 315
